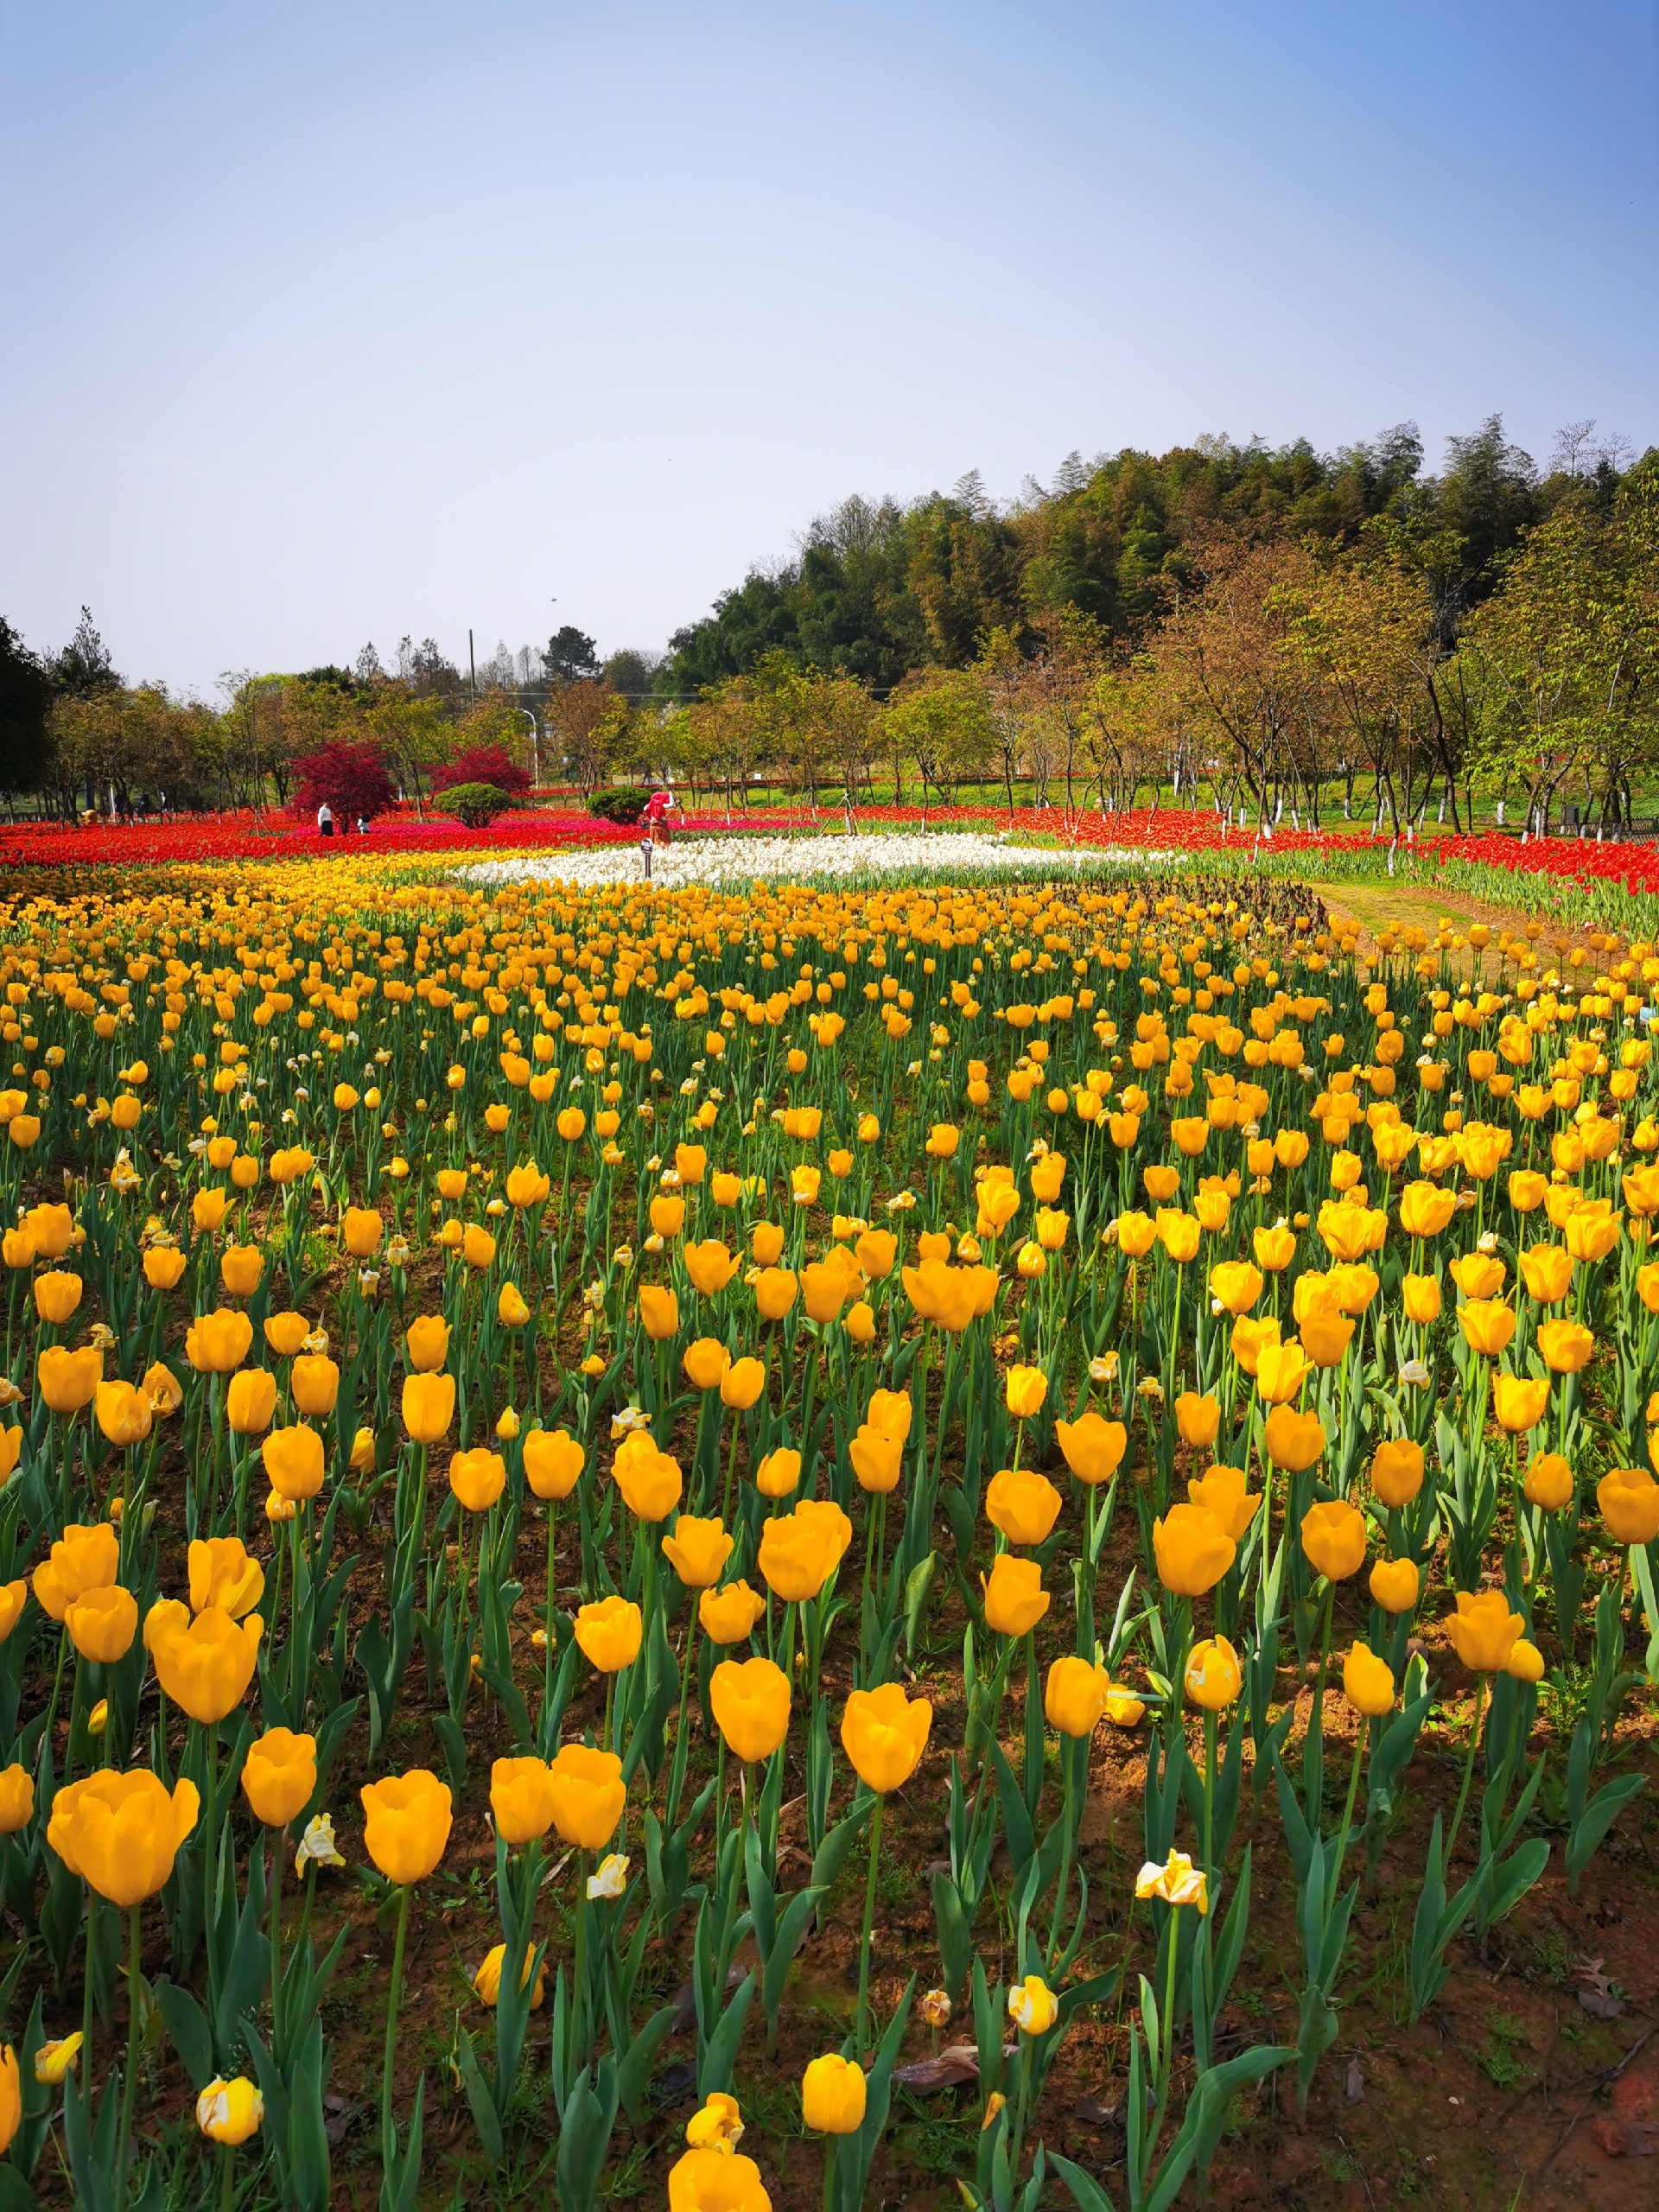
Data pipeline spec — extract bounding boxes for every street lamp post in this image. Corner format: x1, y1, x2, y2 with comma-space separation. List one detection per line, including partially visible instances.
516, 707, 540, 791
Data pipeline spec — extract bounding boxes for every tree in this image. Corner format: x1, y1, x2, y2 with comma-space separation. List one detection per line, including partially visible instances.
434, 742, 531, 798
803, 673, 879, 827
0, 619, 51, 798
544, 626, 601, 684
882, 668, 995, 817
602, 648, 662, 700
1022, 609, 1107, 819
365, 690, 454, 817
1155, 535, 1327, 828
48, 687, 213, 815
48, 607, 120, 698
547, 681, 620, 795
293, 740, 396, 824
1461, 455, 1659, 834
395, 636, 464, 702
1275, 553, 1440, 830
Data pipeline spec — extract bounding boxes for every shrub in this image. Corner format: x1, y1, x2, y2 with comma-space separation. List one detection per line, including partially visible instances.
588, 787, 646, 825
440, 781, 514, 829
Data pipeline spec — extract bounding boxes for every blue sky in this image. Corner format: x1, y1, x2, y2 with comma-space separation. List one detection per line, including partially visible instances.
2, 0, 1655, 695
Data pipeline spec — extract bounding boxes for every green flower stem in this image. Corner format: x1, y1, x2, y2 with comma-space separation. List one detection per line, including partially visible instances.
1009, 2023, 1036, 2178
543, 1502, 558, 1713
269, 1830, 285, 2055
571, 1849, 590, 2078
380, 1882, 411, 2162
666, 1610, 697, 1832
1149, 1899, 1183, 2166
1445, 1675, 1488, 1872
81, 1885, 97, 2091
1046, 1751, 1076, 1975
116, 1902, 140, 2208
201, 1717, 219, 1972
855, 1793, 884, 2064
1327, 1719, 1368, 1916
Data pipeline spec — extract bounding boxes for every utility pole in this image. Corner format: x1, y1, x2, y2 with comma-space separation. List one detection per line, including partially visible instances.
468, 630, 477, 703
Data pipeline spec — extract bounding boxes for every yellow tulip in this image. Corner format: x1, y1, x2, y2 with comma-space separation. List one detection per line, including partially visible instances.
1519, 1244, 1574, 1304
489, 1754, 556, 1846
667, 2149, 772, 2212
473, 1942, 546, 2010
32, 1522, 119, 1620
1185, 1635, 1243, 1711
1599, 1466, 1659, 1546
1368, 1557, 1420, 1614
48, 1768, 200, 1907
406, 1316, 451, 1372
684, 1240, 739, 1297
1459, 1299, 1516, 1357
720, 1357, 766, 1411
801, 2053, 867, 2133
1053, 1411, 1127, 1486
1152, 1503, 1234, 1595
841, 1682, 931, 1792
290, 1353, 340, 1418
1442, 1589, 1523, 1673
758, 1499, 852, 1600
33, 1271, 82, 1324
37, 1343, 103, 1413
185, 1310, 252, 1374
1186, 1462, 1261, 1542
1262, 1405, 1326, 1472
142, 1246, 188, 1290
402, 1371, 455, 1443
1044, 1655, 1111, 1737
65, 1583, 138, 1665
226, 1368, 277, 1435
1255, 1340, 1310, 1405
449, 1448, 507, 1512
711, 1656, 791, 1763
524, 1427, 584, 1500
264, 1312, 309, 1358
359, 1769, 452, 1884
1524, 1452, 1574, 1510
849, 1427, 903, 1492
754, 1446, 802, 1499
1343, 1642, 1395, 1716
342, 1208, 384, 1258
547, 1743, 626, 1849
94, 1380, 152, 1450
574, 1594, 643, 1673
146, 1601, 262, 1721
612, 1432, 683, 1520
242, 1728, 317, 1827
697, 1580, 767, 1644
262, 1425, 325, 1502
662, 1515, 734, 1589
0, 1764, 34, 1834
1537, 1319, 1594, 1373
1369, 1437, 1424, 1507
984, 1467, 1062, 1547
220, 1245, 264, 1299
1300, 1499, 1367, 1581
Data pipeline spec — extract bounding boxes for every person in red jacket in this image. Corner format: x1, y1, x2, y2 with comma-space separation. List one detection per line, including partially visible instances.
644, 787, 679, 847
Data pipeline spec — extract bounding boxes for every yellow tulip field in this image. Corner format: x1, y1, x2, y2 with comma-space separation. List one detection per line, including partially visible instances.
0, 851, 1655, 2210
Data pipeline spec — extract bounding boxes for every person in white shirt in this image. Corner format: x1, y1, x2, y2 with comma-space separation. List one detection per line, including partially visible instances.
317, 803, 334, 836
